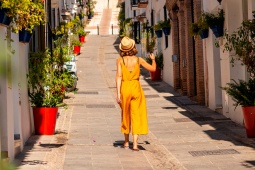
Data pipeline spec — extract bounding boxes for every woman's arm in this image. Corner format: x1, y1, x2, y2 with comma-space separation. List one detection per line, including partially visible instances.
139, 53, 156, 72
116, 58, 122, 104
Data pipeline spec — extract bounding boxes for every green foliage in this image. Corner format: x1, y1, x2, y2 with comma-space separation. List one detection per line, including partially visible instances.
161, 19, 171, 28
145, 52, 164, 69
28, 50, 63, 107
222, 78, 255, 108
219, 19, 255, 75
1, 0, 46, 33
152, 20, 165, 31
76, 26, 87, 36
71, 39, 82, 46
189, 15, 209, 37
202, 9, 224, 28
0, 160, 16, 170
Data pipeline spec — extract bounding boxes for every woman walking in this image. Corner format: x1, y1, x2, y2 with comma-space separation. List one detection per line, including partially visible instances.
116, 37, 156, 151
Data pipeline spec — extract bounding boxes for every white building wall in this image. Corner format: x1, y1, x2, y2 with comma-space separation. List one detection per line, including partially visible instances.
203, 0, 249, 124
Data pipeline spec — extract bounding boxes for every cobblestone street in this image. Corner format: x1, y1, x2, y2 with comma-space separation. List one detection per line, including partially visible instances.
14, 35, 255, 170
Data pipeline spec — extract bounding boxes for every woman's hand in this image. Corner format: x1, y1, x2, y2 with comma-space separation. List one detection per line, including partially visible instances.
149, 53, 155, 60
116, 93, 122, 105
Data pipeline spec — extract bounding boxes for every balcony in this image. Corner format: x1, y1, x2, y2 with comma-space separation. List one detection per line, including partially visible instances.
131, 0, 139, 10
138, 0, 148, 8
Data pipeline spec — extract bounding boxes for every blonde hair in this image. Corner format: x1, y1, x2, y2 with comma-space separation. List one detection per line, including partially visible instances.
119, 46, 138, 57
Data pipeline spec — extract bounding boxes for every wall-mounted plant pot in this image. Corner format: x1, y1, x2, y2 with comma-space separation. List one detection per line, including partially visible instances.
155, 30, 163, 38
199, 29, 209, 39
210, 24, 223, 38
79, 35, 85, 43
242, 106, 255, 138
88, 14, 92, 19
162, 27, 171, 36
53, 34, 63, 40
19, 29, 33, 43
73, 45, 81, 55
0, 8, 12, 26
33, 107, 58, 135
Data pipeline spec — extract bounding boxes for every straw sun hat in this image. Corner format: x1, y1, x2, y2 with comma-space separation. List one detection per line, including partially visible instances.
119, 37, 135, 52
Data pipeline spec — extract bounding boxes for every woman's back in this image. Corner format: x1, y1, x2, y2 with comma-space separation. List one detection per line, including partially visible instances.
121, 56, 138, 72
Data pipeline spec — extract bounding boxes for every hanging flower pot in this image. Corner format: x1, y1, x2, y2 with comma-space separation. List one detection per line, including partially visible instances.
53, 34, 63, 40
155, 30, 162, 38
210, 24, 224, 38
73, 45, 81, 55
33, 107, 58, 135
242, 106, 255, 138
0, 8, 11, 26
162, 27, 171, 36
19, 29, 33, 43
88, 14, 92, 19
79, 35, 85, 43
199, 29, 209, 39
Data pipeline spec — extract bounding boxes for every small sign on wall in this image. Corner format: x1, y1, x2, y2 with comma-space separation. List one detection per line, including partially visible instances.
172, 54, 178, 62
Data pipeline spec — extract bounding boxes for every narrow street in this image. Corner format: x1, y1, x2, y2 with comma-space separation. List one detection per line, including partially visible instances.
13, 0, 255, 169
14, 35, 255, 169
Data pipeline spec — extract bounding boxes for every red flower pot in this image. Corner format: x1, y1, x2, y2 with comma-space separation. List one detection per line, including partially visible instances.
242, 106, 255, 138
79, 35, 85, 43
150, 67, 161, 81
73, 45, 81, 55
33, 107, 58, 135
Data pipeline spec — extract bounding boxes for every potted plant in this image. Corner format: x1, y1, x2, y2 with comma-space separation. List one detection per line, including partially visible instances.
72, 39, 82, 55
145, 52, 164, 81
0, 2, 12, 26
153, 20, 164, 38
2, 0, 45, 42
28, 50, 63, 135
219, 18, 255, 138
76, 26, 87, 43
202, 9, 224, 38
52, 26, 65, 40
161, 19, 171, 36
189, 16, 209, 39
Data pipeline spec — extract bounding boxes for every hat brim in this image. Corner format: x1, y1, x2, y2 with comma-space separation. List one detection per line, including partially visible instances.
119, 39, 135, 52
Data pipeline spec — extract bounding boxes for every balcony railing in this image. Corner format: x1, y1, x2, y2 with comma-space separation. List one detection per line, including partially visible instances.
131, 0, 139, 10
138, 0, 148, 8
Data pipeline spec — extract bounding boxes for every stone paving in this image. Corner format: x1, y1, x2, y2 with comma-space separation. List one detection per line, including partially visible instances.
14, 35, 255, 170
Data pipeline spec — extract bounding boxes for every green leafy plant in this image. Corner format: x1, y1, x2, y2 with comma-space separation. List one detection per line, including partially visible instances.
202, 9, 224, 28
189, 16, 209, 36
152, 20, 164, 31
161, 19, 171, 28
189, 23, 200, 36
28, 50, 64, 107
222, 79, 255, 108
145, 51, 164, 69
71, 39, 82, 46
76, 26, 87, 36
1, 0, 46, 33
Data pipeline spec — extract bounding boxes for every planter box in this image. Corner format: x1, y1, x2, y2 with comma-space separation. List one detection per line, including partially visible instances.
210, 24, 224, 38
200, 29, 209, 39
155, 30, 162, 38
33, 107, 58, 135
19, 29, 33, 43
0, 8, 11, 26
162, 27, 171, 36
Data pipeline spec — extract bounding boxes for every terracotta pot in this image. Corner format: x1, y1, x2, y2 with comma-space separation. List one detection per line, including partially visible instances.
150, 68, 161, 81
242, 106, 255, 138
33, 107, 58, 135
73, 45, 81, 55
79, 35, 85, 43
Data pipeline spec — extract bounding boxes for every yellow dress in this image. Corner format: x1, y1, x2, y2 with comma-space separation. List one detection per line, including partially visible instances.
120, 57, 148, 135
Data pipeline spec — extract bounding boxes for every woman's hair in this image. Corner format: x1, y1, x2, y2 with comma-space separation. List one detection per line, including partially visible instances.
119, 46, 138, 57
